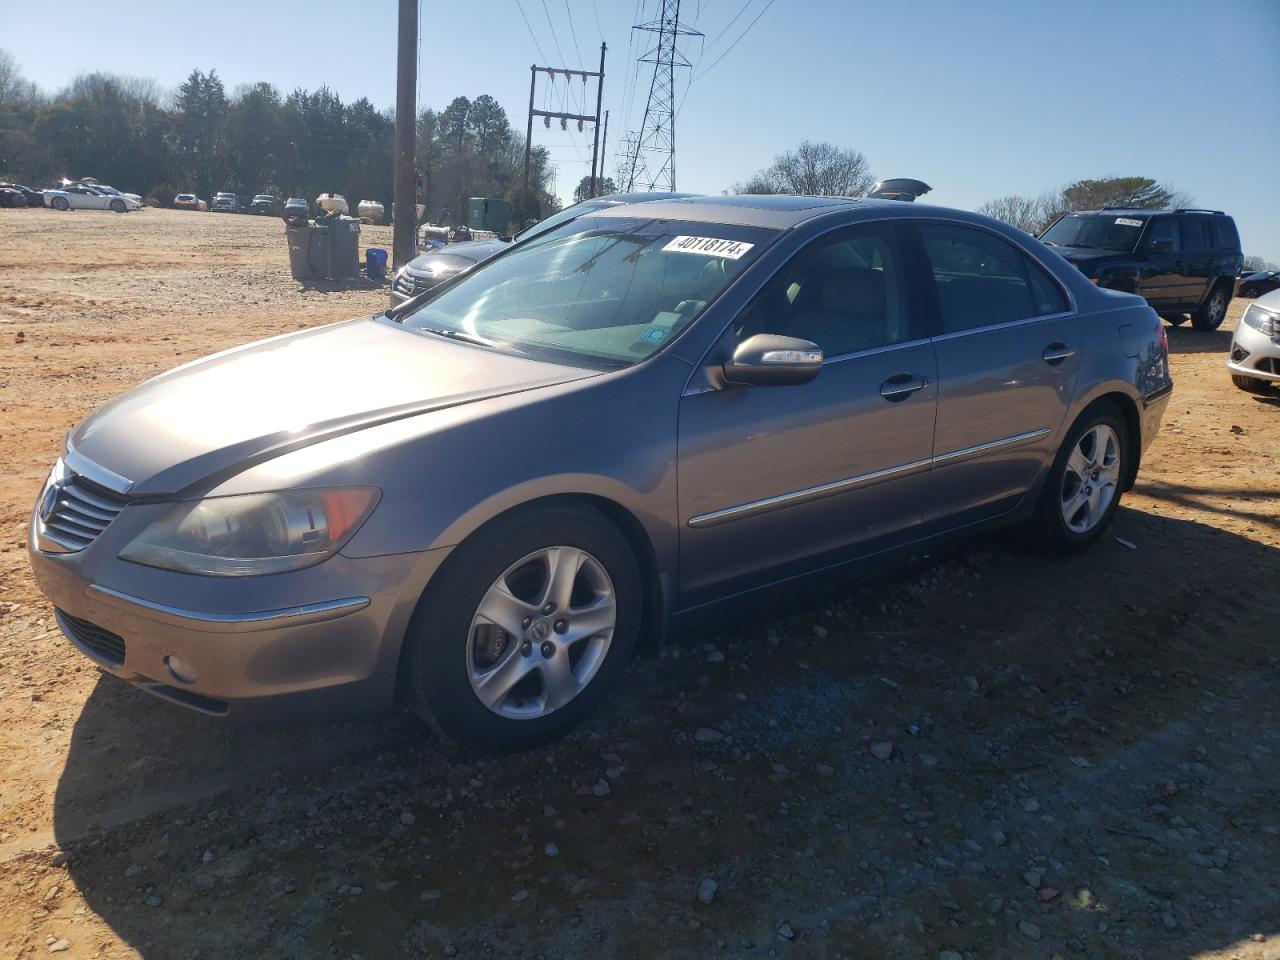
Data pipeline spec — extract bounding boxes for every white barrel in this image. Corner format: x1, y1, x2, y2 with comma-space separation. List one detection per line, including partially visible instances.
316, 193, 349, 215
357, 200, 384, 223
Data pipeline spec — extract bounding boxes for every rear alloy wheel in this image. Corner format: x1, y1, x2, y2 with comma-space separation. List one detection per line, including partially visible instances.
1192, 284, 1229, 331
404, 503, 641, 752
109, 198, 126, 213
1232, 374, 1273, 394
1029, 403, 1128, 553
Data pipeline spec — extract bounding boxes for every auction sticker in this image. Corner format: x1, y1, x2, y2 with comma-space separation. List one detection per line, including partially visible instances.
663, 236, 754, 259
1114, 217, 1143, 227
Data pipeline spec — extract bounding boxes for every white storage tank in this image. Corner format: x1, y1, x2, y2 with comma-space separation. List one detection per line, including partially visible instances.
357, 199, 385, 224
316, 193, 349, 215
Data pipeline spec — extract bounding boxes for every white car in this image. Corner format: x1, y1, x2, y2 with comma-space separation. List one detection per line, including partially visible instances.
1229, 287, 1280, 393
43, 183, 141, 213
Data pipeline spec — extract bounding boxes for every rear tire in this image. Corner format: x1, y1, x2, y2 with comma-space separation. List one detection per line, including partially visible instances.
51, 196, 69, 211
403, 503, 642, 753
109, 199, 126, 213
1232, 374, 1273, 394
1028, 403, 1129, 555
1191, 282, 1229, 331
1161, 313, 1187, 326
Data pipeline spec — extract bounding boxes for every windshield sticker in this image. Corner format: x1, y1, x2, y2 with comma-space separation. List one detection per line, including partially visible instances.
1114, 217, 1144, 227
662, 236, 754, 259
638, 326, 668, 343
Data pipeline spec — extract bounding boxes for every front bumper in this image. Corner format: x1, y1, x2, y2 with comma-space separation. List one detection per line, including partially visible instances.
29, 506, 449, 723
1228, 321, 1280, 383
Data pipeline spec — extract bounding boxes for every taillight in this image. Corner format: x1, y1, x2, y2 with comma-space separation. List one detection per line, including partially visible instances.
1157, 321, 1169, 360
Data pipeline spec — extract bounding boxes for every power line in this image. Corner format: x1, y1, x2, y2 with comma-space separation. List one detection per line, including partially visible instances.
702, 0, 754, 53
540, 0, 570, 68
565, 0, 586, 67
515, 0, 552, 66
696, 0, 777, 81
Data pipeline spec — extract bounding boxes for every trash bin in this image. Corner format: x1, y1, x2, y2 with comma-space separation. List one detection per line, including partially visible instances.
366, 247, 388, 280
285, 220, 361, 281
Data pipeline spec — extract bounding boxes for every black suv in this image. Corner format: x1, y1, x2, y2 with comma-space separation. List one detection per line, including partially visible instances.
1040, 208, 1242, 330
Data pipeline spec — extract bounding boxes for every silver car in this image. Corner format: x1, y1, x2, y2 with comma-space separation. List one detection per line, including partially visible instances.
1228, 288, 1280, 393
29, 196, 1173, 750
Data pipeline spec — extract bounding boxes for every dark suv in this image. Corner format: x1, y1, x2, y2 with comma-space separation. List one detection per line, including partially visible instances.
1041, 208, 1242, 330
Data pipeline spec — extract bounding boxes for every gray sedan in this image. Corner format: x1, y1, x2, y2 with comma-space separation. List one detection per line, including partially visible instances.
29, 195, 1173, 750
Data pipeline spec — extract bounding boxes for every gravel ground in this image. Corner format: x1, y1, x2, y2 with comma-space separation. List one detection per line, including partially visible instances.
1, 207, 1277, 960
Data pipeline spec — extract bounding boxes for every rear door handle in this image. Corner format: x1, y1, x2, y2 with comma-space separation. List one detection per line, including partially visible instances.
1042, 342, 1077, 365
880, 373, 928, 401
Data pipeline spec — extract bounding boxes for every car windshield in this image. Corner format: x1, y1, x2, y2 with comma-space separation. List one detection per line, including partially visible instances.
1041, 213, 1147, 252
515, 199, 617, 241
398, 215, 773, 368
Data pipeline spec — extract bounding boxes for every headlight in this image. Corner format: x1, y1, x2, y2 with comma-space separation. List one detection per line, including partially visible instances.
1242, 303, 1278, 339
120, 487, 379, 576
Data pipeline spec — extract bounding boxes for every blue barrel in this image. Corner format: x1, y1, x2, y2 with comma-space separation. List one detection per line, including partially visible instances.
366, 247, 388, 280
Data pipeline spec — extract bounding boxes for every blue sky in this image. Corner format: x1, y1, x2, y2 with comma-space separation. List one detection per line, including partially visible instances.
3, 0, 1279, 260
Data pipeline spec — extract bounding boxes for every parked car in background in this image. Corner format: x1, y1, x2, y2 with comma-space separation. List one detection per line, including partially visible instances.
390, 192, 696, 305
250, 194, 279, 215
88, 183, 144, 205
29, 195, 1172, 750
211, 193, 239, 213
1228, 288, 1280, 394
172, 194, 203, 211
1238, 270, 1280, 299
283, 197, 309, 225
1040, 208, 1242, 330
0, 183, 44, 207
43, 183, 140, 212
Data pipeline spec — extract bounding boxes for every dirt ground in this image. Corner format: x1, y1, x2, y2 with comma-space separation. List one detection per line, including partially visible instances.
0, 207, 1277, 960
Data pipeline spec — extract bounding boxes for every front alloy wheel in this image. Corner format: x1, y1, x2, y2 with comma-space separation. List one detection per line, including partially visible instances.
468, 546, 616, 719
1059, 424, 1121, 534
403, 503, 641, 752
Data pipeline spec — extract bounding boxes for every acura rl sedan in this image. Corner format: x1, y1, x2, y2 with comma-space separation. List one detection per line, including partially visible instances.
30, 195, 1173, 751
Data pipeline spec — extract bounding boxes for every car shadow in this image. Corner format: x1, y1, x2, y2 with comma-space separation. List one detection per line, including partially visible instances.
51, 508, 1280, 958
1165, 325, 1233, 355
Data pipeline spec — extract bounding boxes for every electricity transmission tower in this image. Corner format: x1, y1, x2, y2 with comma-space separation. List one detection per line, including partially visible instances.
623, 0, 701, 192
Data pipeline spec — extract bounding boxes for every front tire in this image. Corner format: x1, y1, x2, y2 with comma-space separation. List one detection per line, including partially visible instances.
1232, 374, 1273, 394
1192, 282, 1229, 331
109, 199, 126, 213
51, 197, 69, 211
1029, 404, 1129, 554
403, 503, 642, 752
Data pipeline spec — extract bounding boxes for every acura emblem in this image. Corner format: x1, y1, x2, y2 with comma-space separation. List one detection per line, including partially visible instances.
39, 483, 60, 522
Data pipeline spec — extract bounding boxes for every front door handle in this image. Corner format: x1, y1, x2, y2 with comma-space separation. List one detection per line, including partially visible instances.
1042, 342, 1077, 365
880, 373, 927, 401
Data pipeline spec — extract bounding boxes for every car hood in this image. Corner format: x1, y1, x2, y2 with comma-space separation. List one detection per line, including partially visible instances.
68, 317, 595, 497
405, 238, 510, 272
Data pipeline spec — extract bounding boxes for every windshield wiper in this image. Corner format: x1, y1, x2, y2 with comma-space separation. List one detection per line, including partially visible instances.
417, 326, 522, 353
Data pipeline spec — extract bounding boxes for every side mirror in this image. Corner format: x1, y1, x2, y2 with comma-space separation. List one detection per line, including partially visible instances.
1148, 239, 1173, 254
722, 334, 823, 387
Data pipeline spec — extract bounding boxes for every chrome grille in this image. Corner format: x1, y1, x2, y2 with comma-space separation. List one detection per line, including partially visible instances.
56, 610, 126, 666
41, 473, 127, 551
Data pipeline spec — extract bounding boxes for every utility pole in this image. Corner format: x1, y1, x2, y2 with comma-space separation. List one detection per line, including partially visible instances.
599, 110, 609, 193
521, 55, 606, 214
623, 0, 700, 192
392, 0, 417, 267
588, 42, 607, 198
522, 65, 536, 225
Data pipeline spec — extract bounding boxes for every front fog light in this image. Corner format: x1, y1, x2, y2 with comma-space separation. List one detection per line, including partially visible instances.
165, 656, 198, 684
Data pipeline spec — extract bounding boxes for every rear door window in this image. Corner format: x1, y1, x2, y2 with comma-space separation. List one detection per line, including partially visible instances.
919, 223, 1068, 334
1180, 218, 1209, 252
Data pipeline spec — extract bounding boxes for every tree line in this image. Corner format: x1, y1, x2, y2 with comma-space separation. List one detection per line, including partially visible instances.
0, 50, 559, 227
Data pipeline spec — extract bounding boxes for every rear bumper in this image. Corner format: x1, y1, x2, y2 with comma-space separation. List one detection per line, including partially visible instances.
29, 518, 450, 724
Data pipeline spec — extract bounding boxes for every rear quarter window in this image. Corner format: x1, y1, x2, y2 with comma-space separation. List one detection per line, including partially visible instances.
1210, 218, 1240, 252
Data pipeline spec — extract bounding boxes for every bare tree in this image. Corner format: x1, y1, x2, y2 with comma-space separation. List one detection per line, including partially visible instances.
1243, 255, 1279, 273
976, 194, 1050, 235
734, 141, 874, 197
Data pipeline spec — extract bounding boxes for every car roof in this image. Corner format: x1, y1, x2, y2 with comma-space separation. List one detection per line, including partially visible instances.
1071, 207, 1230, 218
586, 193, 938, 229
594, 191, 699, 204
